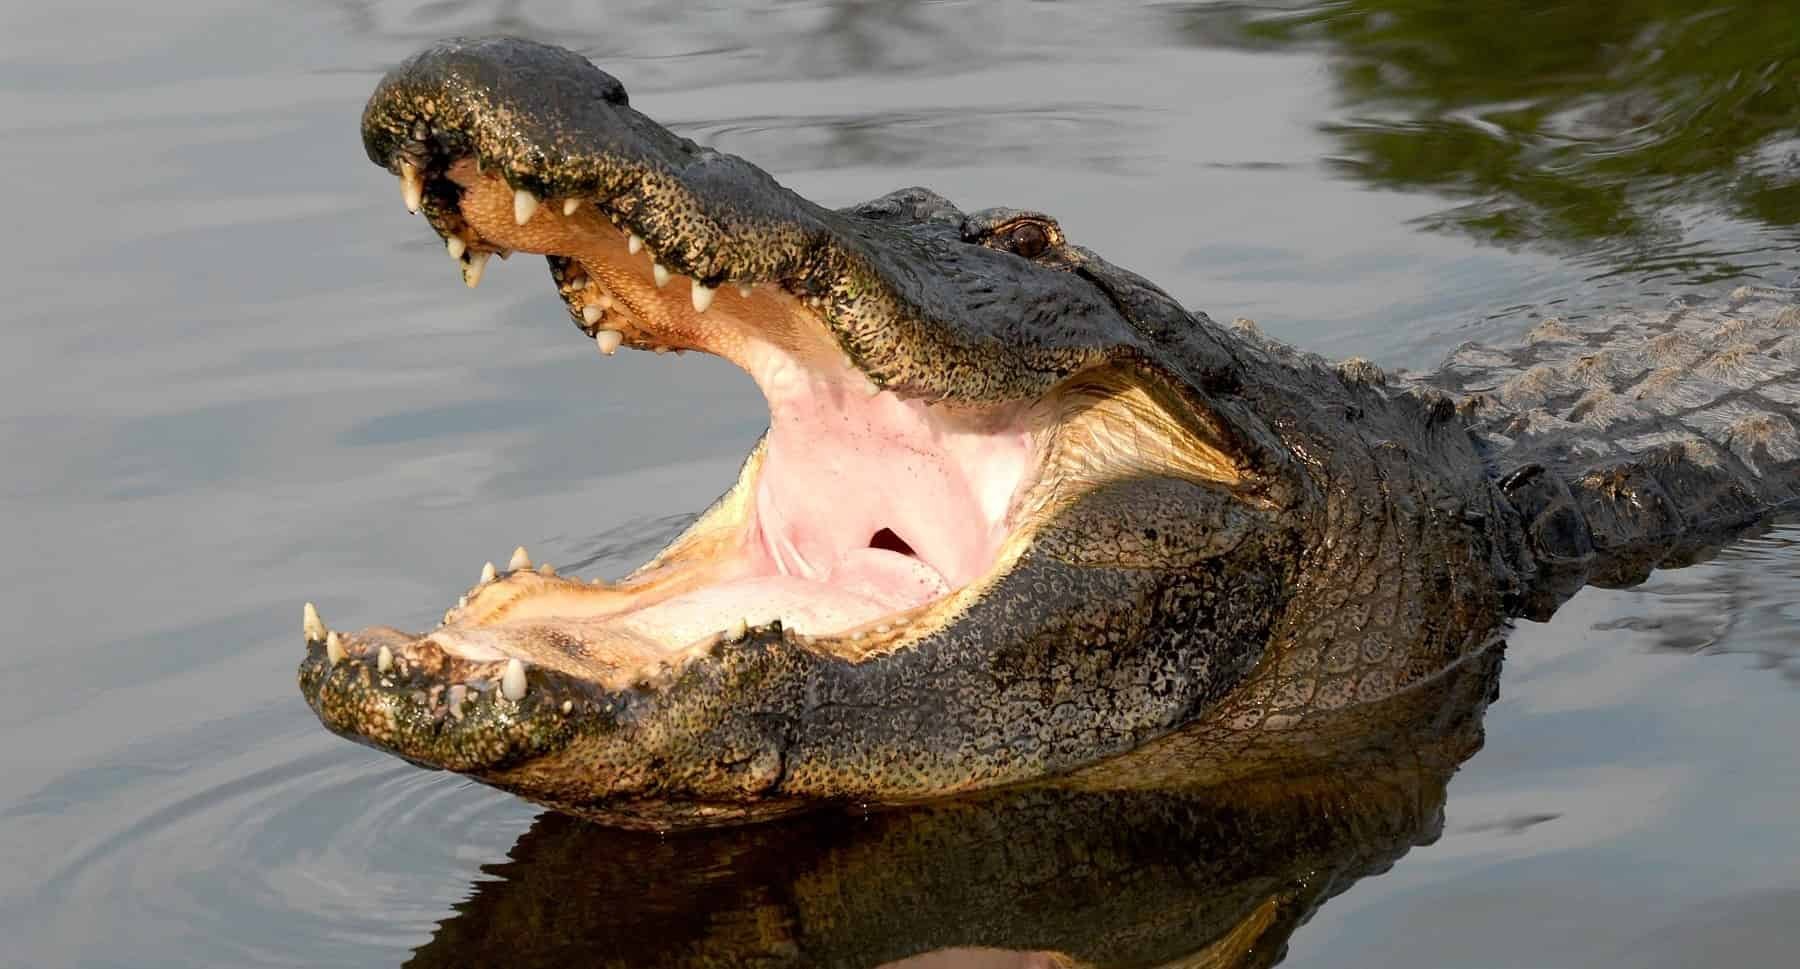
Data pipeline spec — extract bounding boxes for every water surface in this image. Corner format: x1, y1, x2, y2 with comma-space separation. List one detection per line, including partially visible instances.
3, 2, 1797, 966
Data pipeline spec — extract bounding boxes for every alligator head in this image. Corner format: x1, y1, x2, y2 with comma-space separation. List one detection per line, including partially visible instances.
301, 37, 1523, 829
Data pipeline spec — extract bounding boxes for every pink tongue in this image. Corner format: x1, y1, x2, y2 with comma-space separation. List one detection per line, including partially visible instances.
619, 549, 949, 645
826, 547, 950, 609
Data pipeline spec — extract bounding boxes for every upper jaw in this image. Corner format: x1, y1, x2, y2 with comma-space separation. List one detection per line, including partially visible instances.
364, 36, 1186, 406
363, 36, 870, 376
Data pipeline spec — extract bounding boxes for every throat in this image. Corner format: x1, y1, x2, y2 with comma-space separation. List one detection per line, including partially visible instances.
749, 351, 1035, 592
614, 348, 1039, 646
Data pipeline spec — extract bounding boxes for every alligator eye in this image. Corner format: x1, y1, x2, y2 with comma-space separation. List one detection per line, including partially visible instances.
1007, 222, 1051, 259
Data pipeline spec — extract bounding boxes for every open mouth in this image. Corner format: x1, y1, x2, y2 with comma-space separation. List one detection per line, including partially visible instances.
300, 71, 1113, 737
363, 156, 1052, 686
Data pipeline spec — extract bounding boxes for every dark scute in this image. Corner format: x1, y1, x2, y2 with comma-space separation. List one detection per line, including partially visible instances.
1500, 463, 1595, 565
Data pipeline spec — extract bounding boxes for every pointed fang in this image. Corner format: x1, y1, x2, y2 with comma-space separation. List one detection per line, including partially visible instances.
582, 303, 604, 325
627, 233, 643, 255
595, 329, 624, 355
513, 188, 539, 225
508, 546, 532, 571
303, 602, 326, 643
462, 251, 490, 288
501, 658, 528, 701
325, 631, 347, 666
480, 561, 497, 583
652, 263, 671, 288
445, 236, 466, 261
562, 198, 580, 216
400, 162, 424, 213
691, 282, 716, 312
377, 645, 393, 673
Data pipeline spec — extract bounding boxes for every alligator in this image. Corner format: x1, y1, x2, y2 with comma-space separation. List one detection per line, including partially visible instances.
299, 37, 1800, 830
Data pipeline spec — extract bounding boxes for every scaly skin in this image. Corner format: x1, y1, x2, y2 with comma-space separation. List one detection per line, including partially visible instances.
299, 38, 1800, 830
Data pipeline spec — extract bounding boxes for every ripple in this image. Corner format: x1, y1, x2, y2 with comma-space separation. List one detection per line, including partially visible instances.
1599, 518, 1800, 681
14, 722, 536, 968
674, 105, 1144, 174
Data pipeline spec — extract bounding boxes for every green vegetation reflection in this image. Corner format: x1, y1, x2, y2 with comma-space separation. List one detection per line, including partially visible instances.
1188, 0, 1800, 279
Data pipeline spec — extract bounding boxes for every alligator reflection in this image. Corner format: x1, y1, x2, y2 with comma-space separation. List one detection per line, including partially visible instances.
407, 644, 1499, 968
1187, 0, 1800, 279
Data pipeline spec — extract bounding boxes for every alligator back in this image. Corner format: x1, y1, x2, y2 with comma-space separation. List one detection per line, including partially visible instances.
1424, 287, 1800, 615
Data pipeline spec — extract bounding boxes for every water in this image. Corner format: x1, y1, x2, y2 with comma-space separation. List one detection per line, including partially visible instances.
3, 1, 1796, 965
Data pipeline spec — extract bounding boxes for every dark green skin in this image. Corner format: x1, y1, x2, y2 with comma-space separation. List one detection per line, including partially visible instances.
299, 38, 1800, 829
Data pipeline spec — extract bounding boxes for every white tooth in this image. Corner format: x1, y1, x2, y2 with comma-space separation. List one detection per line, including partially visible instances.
652, 263, 671, 288
864, 376, 883, 397
513, 188, 539, 225
566, 274, 589, 291
480, 561, 497, 583
582, 304, 604, 325
737, 284, 754, 298
728, 617, 748, 640
400, 163, 424, 213
597, 293, 614, 309
501, 658, 528, 701
691, 282, 716, 313
377, 645, 393, 673
562, 198, 580, 216
445, 236, 467, 260
627, 233, 643, 255
325, 631, 347, 665
462, 251, 490, 288
508, 546, 532, 571
448, 684, 467, 716
595, 329, 623, 355
561, 699, 574, 714
303, 602, 326, 643
457, 594, 468, 608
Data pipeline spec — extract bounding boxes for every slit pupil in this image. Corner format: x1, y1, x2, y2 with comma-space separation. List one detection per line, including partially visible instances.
869, 528, 916, 557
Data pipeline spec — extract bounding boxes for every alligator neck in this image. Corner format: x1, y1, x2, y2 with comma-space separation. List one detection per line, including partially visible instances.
1422, 287, 1800, 618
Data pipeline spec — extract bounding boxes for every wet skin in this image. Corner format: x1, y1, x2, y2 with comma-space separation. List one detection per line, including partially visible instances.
299, 38, 1800, 830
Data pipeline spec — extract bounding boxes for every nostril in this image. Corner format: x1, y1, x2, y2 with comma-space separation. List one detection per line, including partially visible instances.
869, 528, 917, 557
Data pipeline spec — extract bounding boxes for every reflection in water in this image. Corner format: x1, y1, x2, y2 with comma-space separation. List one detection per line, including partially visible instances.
1186, 0, 1800, 283
407, 648, 1501, 968
325, 0, 998, 78
1598, 513, 1800, 682
322, 0, 1141, 171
